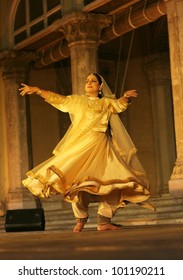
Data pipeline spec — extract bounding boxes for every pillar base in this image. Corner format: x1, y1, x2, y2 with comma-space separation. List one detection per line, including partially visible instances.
169, 179, 183, 196
5, 187, 37, 210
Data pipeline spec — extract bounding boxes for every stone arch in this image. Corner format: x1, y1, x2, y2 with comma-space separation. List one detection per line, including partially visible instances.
1, 0, 20, 48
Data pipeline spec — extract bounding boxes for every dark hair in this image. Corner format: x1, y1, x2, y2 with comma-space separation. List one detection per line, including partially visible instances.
91, 73, 102, 85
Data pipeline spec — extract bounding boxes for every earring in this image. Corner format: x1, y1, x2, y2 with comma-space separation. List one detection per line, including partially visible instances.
99, 90, 102, 95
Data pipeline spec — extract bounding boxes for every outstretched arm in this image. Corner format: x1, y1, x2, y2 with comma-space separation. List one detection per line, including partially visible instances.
19, 83, 53, 99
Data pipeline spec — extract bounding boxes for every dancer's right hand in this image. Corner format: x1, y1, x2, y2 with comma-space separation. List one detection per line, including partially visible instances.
19, 83, 40, 96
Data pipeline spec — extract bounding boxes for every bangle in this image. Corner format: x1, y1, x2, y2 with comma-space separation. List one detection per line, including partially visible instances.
123, 93, 131, 103
37, 89, 42, 95
124, 93, 130, 99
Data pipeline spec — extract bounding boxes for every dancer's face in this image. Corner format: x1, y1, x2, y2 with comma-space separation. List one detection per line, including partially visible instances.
85, 74, 101, 97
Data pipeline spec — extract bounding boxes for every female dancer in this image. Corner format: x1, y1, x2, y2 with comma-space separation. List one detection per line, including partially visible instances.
19, 73, 153, 232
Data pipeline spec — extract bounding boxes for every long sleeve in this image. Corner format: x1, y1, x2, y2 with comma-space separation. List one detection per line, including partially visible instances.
106, 98, 130, 114
44, 91, 74, 113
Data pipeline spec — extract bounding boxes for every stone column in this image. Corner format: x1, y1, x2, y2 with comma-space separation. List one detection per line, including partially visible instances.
144, 53, 176, 196
164, 0, 183, 195
54, 11, 112, 94
0, 50, 36, 211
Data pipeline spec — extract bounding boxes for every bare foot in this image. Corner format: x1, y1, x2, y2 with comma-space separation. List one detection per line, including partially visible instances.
73, 222, 85, 233
97, 223, 122, 231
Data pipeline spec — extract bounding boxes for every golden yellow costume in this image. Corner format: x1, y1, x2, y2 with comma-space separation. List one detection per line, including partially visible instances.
22, 75, 154, 226
22, 87, 153, 219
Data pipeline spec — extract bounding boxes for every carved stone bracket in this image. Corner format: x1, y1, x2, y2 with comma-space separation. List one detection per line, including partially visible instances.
53, 11, 112, 44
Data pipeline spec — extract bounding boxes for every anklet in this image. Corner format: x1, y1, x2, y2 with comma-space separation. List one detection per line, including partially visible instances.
97, 214, 111, 225
76, 216, 88, 224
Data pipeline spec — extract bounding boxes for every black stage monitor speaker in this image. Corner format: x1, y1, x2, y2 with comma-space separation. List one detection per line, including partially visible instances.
5, 208, 45, 232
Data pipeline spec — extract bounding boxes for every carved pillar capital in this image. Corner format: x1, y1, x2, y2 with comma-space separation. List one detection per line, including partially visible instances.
144, 53, 171, 84
0, 50, 36, 80
53, 11, 112, 44
0, 50, 36, 62
53, 12, 112, 94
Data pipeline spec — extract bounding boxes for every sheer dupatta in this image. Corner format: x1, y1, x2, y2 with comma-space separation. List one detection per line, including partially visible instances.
101, 76, 149, 186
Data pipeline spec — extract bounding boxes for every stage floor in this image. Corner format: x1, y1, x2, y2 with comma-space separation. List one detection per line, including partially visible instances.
0, 224, 183, 260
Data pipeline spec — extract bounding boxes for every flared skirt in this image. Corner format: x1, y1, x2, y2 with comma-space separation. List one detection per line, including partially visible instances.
22, 130, 152, 209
